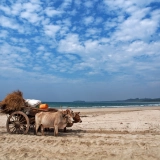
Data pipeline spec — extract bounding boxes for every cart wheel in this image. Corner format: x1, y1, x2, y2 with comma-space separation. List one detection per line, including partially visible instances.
6, 111, 30, 134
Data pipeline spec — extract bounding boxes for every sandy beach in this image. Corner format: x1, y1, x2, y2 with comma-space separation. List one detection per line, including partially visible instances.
0, 106, 160, 160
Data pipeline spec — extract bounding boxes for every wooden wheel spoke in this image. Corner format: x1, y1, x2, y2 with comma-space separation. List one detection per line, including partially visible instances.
8, 124, 15, 128
14, 115, 18, 121
19, 115, 24, 122
18, 114, 26, 123
11, 127, 16, 133
17, 114, 22, 122
20, 124, 26, 128
16, 114, 19, 121
19, 126, 24, 130
9, 120, 15, 124
18, 128, 23, 134
20, 126, 25, 132
8, 122, 15, 126
19, 119, 27, 124
16, 129, 19, 134
11, 117, 16, 122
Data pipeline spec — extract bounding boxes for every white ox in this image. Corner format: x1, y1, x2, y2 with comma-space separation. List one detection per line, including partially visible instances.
35, 111, 73, 136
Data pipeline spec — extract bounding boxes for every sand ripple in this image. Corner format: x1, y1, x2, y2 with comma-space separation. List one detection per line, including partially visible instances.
0, 108, 160, 160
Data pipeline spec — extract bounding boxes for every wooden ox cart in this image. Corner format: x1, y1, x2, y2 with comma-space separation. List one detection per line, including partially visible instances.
0, 90, 58, 134
2, 106, 58, 134
0, 90, 82, 135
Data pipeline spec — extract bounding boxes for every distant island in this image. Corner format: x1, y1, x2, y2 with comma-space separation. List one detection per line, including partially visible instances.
123, 98, 160, 102
73, 98, 160, 103
73, 100, 86, 103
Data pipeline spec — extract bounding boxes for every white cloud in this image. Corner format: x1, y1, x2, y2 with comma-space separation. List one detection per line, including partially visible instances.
43, 52, 52, 61
0, 43, 31, 75
83, 16, 94, 26
22, 2, 42, 13
0, 64, 64, 84
84, 1, 93, 8
125, 41, 160, 56
84, 40, 100, 53
58, 34, 84, 53
105, 20, 117, 31
44, 24, 61, 37
59, 26, 69, 36
45, 7, 62, 17
95, 17, 103, 25
37, 46, 45, 51
69, 9, 77, 16
85, 28, 100, 38
21, 11, 42, 24
0, 43, 30, 56
62, 18, 71, 27
151, 9, 160, 21
100, 38, 110, 44
131, 0, 159, 7
11, 3, 22, 15
103, 0, 157, 14
113, 17, 158, 42
41, 18, 50, 25
0, 15, 23, 32
109, 5, 160, 42
18, 1, 44, 24
0, 30, 8, 38
0, 5, 11, 15
74, 0, 81, 7
128, 7, 150, 19
60, 0, 72, 10
32, 66, 42, 71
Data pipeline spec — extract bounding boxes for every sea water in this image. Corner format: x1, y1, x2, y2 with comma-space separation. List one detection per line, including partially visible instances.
42, 101, 160, 109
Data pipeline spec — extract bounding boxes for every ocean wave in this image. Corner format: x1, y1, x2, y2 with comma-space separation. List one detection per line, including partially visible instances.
47, 103, 160, 109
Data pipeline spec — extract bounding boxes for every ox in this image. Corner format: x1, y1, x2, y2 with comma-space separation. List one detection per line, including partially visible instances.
64, 109, 82, 132
73, 112, 82, 123
65, 109, 82, 123
35, 111, 73, 136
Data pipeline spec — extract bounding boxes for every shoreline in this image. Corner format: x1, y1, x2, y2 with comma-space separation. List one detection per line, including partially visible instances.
71, 106, 160, 114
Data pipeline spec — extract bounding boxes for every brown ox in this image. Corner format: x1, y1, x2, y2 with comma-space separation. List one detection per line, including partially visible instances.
73, 112, 82, 123
64, 109, 82, 131
65, 109, 82, 123
35, 111, 73, 136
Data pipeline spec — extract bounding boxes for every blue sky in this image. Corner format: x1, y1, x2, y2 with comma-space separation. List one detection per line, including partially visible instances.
0, 0, 160, 102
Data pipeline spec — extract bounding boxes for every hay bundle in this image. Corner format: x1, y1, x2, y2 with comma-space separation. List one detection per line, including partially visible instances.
0, 90, 26, 114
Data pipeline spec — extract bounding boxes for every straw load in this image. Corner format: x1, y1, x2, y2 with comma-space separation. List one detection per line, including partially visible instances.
0, 90, 26, 114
